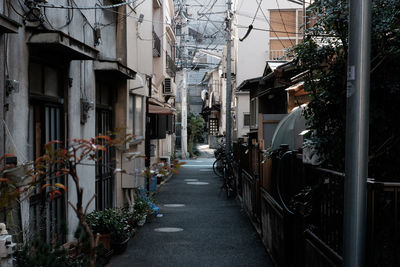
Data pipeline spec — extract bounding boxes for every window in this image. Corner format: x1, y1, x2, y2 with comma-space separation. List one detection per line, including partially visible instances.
244, 113, 250, 127
129, 95, 143, 136
166, 114, 175, 134
250, 98, 258, 127
149, 114, 167, 139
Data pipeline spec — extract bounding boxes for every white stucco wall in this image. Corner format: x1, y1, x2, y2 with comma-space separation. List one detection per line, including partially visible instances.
235, 0, 300, 86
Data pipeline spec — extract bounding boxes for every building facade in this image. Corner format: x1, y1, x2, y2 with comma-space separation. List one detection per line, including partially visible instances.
0, 0, 176, 243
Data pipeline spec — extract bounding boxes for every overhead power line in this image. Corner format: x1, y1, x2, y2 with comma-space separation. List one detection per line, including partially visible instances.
236, 25, 302, 35
239, 0, 263, 41
37, 0, 138, 10
275, 0, 295, 46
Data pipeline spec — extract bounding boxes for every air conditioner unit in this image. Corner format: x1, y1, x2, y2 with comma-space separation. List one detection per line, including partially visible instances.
163, 78, 172, 94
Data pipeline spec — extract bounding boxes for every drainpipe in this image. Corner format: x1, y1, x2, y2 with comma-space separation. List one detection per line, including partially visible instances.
145, 77, 151, 169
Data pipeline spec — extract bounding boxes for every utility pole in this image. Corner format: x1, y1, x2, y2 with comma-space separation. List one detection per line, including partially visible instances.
180, 5, 188, 159
225, 0, 232, 162
343, 0, 371, 266
181, 67, 188, 159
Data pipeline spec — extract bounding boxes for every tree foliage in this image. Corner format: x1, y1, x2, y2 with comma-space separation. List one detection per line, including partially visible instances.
292, 0, 400, 178
187, 113, 205, 157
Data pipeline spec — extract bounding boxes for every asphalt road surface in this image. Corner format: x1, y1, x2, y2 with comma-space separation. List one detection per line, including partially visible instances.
110, 158, 273, 267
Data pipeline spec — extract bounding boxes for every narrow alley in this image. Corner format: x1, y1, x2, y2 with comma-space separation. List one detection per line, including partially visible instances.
110, 152, 273, 266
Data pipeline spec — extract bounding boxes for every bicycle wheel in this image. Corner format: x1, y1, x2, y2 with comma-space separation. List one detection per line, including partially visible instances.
213, 159, 224, 178
224, 168, 235, 198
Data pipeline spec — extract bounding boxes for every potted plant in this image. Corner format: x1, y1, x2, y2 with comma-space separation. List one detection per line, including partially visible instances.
109, 209, 133, 255
133, 198, 150, 226
86, 209, 134, 255
86, 209, 113, 252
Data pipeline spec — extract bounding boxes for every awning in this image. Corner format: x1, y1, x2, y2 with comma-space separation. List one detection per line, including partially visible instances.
0, 14, 20, 34
149, 104, 173, 115
94, 59, 136, 80
27, 30, 98, 60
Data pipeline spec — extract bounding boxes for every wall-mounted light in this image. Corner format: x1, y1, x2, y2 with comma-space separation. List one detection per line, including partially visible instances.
81, 98, 94, 124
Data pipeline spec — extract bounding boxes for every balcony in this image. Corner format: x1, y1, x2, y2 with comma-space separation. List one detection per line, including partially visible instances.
269, 49, 291, 61
166, 53, 176, 77
153, 30, 161, 57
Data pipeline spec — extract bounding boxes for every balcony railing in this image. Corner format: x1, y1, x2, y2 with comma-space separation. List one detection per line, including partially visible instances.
153, 30, 161, 57
166, 53, 176, 77
269, 49, 291, 61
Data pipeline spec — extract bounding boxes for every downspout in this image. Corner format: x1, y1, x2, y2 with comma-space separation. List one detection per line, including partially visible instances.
145, 77, 152, 192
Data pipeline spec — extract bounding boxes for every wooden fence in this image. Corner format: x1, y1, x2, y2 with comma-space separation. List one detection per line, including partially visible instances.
233, 141, 400, 267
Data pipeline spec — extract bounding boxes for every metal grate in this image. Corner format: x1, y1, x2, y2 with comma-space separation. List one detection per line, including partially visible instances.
209, 118, 218, 135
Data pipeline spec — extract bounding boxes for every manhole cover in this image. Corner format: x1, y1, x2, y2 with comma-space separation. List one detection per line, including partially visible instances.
186, 182, 209, 185
184, 179, 198, 182
164, 204, 186, 207
154, 227, 184, 233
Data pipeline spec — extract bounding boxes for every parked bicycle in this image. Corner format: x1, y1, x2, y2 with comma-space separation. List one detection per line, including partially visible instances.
213, 142, 235, 198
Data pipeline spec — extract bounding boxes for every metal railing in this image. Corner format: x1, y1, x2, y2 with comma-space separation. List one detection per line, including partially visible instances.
153, 30, 161, 57
367, 179, 400, 267
269, 49, 291, 61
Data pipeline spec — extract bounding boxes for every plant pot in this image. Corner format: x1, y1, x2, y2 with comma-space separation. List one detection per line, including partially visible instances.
111, 237, 130, 255
62, 242, 80, 257
98, 233, 112, 251
137, 216, 146, 226
146, 212, 157, 223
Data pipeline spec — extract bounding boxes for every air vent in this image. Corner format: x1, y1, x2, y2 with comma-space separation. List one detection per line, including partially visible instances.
163, 78, 172, 94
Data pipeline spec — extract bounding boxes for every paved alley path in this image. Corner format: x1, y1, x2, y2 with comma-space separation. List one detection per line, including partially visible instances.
110, 158, 273, 267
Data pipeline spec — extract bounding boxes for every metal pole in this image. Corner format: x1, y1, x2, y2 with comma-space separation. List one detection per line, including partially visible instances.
181, 68, 188, 159
343, 0, 371, 266
225, 0, 232, 162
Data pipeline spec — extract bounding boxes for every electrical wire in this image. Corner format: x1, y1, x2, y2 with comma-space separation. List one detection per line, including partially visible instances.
37, 0, 138, 10
198, 0, 218, 19
256, 1, 287, 50
237, 0, 264, 42
236, 25, 303, 35
43, 0, 74, 30
275, 0, 295, 46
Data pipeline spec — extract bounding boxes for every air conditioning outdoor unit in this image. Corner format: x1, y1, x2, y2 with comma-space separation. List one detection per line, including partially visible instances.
163, 78, 172, 94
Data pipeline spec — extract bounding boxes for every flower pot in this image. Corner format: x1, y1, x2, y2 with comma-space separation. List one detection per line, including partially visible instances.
62, 242, 80, 257
146, 212, 157, 223
111, 237, 130, 255
137, 216, 146, 226
98, 233, 112, 251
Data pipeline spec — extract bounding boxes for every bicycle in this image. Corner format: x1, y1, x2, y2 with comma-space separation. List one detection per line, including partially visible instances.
213, 143, 225, 178
221, 158, 235, 198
